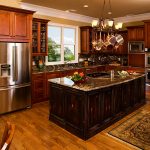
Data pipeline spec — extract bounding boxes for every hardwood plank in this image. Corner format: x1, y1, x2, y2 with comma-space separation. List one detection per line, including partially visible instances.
0, 95, 150, 150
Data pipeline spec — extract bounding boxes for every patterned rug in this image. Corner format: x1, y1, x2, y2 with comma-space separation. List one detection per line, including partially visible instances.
108, 111, 150, 150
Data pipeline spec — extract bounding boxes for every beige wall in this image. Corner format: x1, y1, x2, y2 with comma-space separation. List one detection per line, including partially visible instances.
0, 0, 21, 8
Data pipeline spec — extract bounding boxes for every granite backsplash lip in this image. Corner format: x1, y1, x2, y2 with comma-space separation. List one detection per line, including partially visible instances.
32, 64, 106, 74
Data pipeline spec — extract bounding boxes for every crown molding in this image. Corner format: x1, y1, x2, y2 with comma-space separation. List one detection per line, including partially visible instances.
20, 2, 150, 24
20, 2, 94, 23
114, 13, 150, 23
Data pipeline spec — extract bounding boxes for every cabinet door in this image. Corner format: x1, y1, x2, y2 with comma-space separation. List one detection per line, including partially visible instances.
128, 53, 145, 67
136, 27, 144, 41
101, 88, 113, 122
128, 28, 136, 41
32, 18, 49, 56
87, 92, 101, 128
122, 82, 132, 111
80, 27, 92, 54
112, 85, 122, 115
144, 22, 150, 48
32, 73, 46, 104
13, 12, 30, 41
65, 91, 84, 129
0, 10, 13, 39
50, 84, 64, 122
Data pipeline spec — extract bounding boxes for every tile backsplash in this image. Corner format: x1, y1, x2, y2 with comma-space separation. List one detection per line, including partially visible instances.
32, 54, 128, 72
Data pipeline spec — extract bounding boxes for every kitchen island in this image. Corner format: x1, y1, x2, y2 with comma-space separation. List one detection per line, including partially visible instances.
48, 74, 145, 140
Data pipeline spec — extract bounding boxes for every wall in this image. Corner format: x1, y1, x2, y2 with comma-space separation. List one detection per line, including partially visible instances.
0, 0, 21, 8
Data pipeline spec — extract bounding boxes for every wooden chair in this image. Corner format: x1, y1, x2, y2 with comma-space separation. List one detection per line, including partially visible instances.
0, 122, 15, 150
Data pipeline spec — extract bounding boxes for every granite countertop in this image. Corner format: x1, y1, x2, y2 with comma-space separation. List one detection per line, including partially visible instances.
48, 74, 145, 92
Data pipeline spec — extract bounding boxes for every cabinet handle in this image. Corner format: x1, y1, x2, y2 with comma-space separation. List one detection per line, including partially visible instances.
71, 104, 74, 108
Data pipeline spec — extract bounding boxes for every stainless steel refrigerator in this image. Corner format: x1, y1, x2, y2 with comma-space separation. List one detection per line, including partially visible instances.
0, 42, 31, 114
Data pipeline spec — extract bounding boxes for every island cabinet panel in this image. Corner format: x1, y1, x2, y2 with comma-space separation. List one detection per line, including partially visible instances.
87, 92, 101, 129
49, 76, 145, 140
101, 88, 113, 122
46, 72, 60, 98
121, 82, 133, 111
50, 85, 64, 126
112, 85, 123, 115
64, 90, 85, 137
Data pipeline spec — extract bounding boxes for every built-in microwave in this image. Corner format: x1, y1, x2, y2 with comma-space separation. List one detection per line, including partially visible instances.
128, 41, 144, 53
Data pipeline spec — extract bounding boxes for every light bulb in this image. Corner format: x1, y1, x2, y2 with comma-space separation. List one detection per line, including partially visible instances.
108, 19, 114, 27
92, 20, 98, 27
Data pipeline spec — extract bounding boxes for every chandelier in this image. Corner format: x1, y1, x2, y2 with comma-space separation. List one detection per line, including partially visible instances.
92, 0, 124, 51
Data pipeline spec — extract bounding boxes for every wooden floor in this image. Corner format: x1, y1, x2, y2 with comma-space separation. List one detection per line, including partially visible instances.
0, 97, 150, 150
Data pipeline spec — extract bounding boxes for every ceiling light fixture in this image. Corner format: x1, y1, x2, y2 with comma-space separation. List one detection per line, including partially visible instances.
83, 5, 88, 8
91, 0, 123, 51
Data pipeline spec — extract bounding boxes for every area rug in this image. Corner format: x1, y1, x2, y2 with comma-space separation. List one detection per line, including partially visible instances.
108, 111, 150, 150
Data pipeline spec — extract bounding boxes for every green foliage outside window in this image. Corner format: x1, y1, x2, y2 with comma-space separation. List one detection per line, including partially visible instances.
48, 38, 75, 62
48, 38, 60, 62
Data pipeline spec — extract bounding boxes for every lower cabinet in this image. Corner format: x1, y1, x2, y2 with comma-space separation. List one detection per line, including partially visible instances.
32, 73, 46, 104
49, 76, 145, 140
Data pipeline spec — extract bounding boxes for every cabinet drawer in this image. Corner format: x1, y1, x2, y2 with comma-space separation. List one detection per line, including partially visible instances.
32, 73, 45, 79
33, 80, 45, 89
33, 90, 45, 99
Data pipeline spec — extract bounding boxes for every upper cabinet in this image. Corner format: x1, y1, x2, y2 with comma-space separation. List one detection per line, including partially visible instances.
80, 26, 93, 54
127, 26, 144, 41
32, 18, 49, 56
144, 20, 150, 48
0, 5, 34, 42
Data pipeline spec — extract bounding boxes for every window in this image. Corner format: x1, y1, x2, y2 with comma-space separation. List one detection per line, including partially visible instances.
46, 23, 78, 65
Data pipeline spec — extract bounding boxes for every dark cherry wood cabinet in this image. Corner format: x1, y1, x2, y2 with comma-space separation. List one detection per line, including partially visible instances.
49, 76, 145, 140
0, 6, 34, 42
32, 73, 46, 104
127, 26, 144, 41
32, 18, 49, 56
80, 26, 93, 54
144, 20, 150, 48
128, 53, 145, 67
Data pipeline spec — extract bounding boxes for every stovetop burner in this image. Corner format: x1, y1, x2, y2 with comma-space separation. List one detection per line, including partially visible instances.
86, 72, 110, 78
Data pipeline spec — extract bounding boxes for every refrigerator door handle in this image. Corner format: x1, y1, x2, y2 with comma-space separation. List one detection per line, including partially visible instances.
15, 46, 18, 81
12, 46, 16, 81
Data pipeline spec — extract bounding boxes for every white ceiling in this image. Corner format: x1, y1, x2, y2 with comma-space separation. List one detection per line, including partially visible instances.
21, 0, 150, 18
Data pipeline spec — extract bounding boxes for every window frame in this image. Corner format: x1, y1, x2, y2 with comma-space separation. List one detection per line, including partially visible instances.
45, 22, 79, 65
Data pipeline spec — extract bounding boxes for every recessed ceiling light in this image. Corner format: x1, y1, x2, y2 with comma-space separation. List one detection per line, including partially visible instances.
65, 9, 77, 13
65, 10, 70, 12
83, 5, 88, 8
70, 9, 77, 12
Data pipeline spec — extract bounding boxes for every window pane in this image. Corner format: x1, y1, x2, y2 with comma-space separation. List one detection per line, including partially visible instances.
48, 43, 61, 62
64, 45, 75, 61
64, 28, 75, 44
48, 26, 61, 44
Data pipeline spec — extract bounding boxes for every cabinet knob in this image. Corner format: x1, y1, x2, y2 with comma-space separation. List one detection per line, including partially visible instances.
71, 104, 74, 108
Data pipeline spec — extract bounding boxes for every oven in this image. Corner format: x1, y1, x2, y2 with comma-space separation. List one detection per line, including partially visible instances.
145, 68, 150, 83
145, 53, 150, 67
